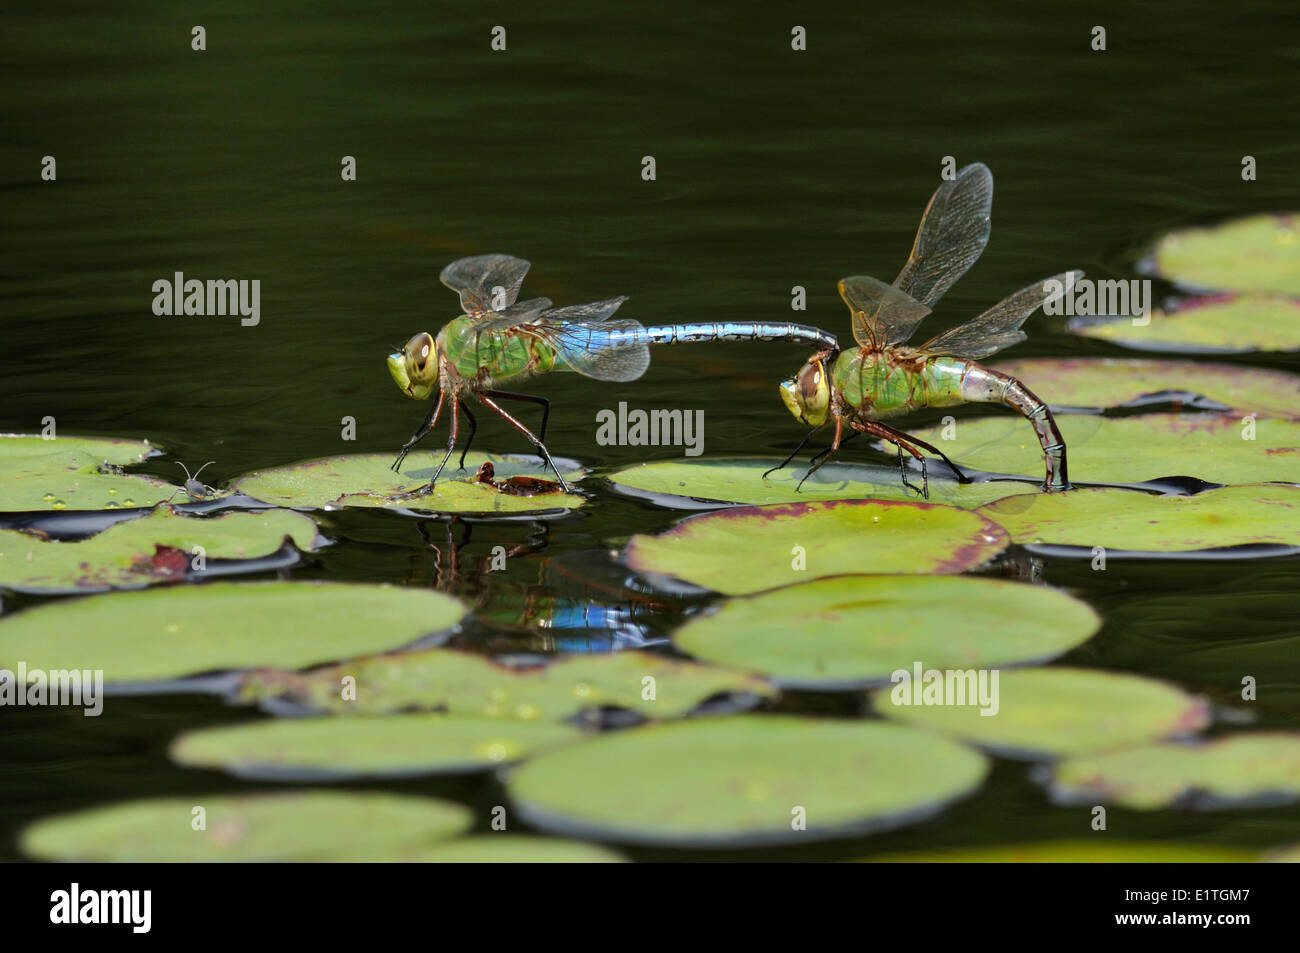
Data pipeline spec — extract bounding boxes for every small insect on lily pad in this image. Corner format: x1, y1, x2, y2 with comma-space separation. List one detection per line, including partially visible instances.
606, 458, 1033, 509
240, 648, 773, 721
0, 434, 179, 512
0, 506, 322, 594
1067, 296, 1300, 354
992, 358, 1300, 418
507, 715, 988, 846
0, 581, 466, 685
366, 835, 626, 863
871, 667, 1209, 760
861, 840, 1257, 863
1152, 214, 1300, 297
977, 484, 1300, 555
906, 413, 1300, 486
170, 713, 584, 780
1047, 733, 1300, 810
19, 791, 472, 862
623, 499, 1008, 595
671, 575, 1100, 690
233, 452, 585, 513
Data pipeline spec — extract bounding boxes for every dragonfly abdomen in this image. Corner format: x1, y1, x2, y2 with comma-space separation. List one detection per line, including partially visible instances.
956, 362, 1070, 490
639, 322, 838, 351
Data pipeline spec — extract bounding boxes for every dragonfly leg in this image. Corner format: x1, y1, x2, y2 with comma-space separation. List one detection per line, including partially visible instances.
795, 414, 844, 491
868, 420, 972, 484
482, 390, 552, 459
477, 394, 575, 493
392, 389, 445, 473
763, 426, 823, 479
855, 421, 929, 499
804, 430, 861, 470
458, 403, 477, 470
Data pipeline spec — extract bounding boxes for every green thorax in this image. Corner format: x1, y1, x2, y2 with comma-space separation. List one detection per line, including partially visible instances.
831, 350, 969, 417
440, 315, 564, 383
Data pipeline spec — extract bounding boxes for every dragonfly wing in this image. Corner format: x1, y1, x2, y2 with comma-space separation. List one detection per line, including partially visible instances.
893, 163, 994, 312
538, 309, 650, 382
439, 254, 532, 315
838, 275, 932, 349
919, 270, 1082, 359
469, 298, 554, 334
538, 295, 629, 324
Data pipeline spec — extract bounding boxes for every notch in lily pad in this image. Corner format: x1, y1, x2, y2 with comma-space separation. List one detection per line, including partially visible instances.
624, 499, 1009, 595
233, 451, 586, 513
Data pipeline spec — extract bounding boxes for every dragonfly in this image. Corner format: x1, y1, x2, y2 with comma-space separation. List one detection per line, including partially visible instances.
772, 162, 1081, 497
389, 254, 839, 493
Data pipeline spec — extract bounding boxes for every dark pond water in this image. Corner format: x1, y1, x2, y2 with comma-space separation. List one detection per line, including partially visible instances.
2, 2, 1299, 860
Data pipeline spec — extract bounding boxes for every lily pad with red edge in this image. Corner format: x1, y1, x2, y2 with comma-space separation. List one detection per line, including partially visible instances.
0, 581, 467, 685
670, 575, 1100, 690
1047, 733, 1300, 810
0, 433, 180, 512
232, 451, 585, 513
1067, 295, 1300, 354
991, 357, 1300, 418
506, 715, 989, 847
904, 413, 1300, 486
238, 648, 774, 720
0, 506, 322, 594
606, 458, 1033, 509
976, 484, 1300, 554
1152, 214, 1300, 296
623, 499, 1009, 595
871, 667, 1210, 760
18, 791, 472, 862
170, 713, 585, 780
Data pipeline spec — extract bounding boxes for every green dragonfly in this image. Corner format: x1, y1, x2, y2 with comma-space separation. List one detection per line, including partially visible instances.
389, 254, 838, 493
773, 162, 1081, 496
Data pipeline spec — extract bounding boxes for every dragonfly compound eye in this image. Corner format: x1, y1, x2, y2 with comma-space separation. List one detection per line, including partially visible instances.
388, 332, 438, 400
796, 360, 829, 426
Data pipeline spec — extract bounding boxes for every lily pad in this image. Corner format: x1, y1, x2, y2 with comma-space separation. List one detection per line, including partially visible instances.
672, 575, 1100, 690
171, 714, 584, 780
863, 840, 1256, 862
871, 667, 1209, 759
905, 413, 1300, 486
0, 506, 321, 594
606, 458, 1033, 509
0, 434, 179, 511
0, 581, 466, 684
1153, 214, 1300, 296
623, 499, 1008, 595
1068, 296, 1300, 354
240, 648, 773, 720
993, 357, 1300, 417
1048, 733, 1300, 810
234, 451, 585, 513
19, 791, 472, 861
369, 835, 626, 863
507, 715, 988, 846
977, 484, 1300, 553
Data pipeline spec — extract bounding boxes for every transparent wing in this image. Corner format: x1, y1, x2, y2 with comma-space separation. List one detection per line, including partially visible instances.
439, 254, 531, 316
466, 297, 553, 335
918, 270, 1082, 359
893, 163, 994, 310
838, 275, 932, 349
533, 298, 649, 382
538, 295, 629, 324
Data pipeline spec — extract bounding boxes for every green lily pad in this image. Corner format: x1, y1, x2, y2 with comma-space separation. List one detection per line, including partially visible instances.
862, 840, 1257, 862
905, 413, 1300, 486
1153, 214, 1300, 296
369, 835, 626, 863
1264, 844, 1300, 863
977, 484, 1300, 553
871, 667, 1209, 759
0, 506, 321, 594
1049, 733, 1300, 810
240, 648, 773, 720
233, 451, 585, 513
1068, 296, 1300, 354
508, 715, 988, 846
19, 791, 472, 861
0, 434, 179, 511
672, 575, 1100, 690
624, 499, 1009, 595
0, 581, 466, 684
171, 713, 584, 780
993, 358, 1300, 417
607, 458, 1033, 509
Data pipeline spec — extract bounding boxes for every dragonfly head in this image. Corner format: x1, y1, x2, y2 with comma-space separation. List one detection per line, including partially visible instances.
388, 332, 439, 400
779, 357, 830, 427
